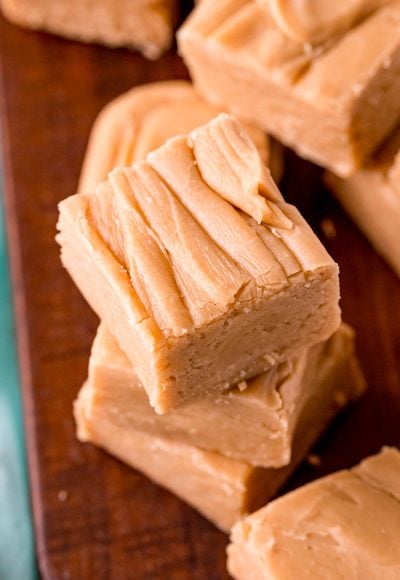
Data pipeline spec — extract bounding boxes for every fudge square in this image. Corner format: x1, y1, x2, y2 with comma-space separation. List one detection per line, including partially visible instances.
0, 0, 176, 59
74, 328, 364, 532
228, 447, 400, 579
57, 114, 340, 413
87, 323, 363, 468
78, 80, 279, 195
178, 0, 400, 176
326, 126, 400, 278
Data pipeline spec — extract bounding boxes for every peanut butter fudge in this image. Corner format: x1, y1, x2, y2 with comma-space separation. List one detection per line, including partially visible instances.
0, 0, 176, 59
326, 126, 400, 278
178, 0, 400, 176
74, 335, 364, 531
228, 447, 400, 579
57, 115, 340, 413
265, 0, 392, 44
86, 324, 363, 468
78, 80, 280, 195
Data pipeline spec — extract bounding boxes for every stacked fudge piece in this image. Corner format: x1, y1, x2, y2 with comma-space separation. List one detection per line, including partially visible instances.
178, 0, 400, 277
58, 102, 365, 530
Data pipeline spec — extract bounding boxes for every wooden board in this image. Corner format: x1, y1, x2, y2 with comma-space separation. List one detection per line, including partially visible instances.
0, 10, 399, 580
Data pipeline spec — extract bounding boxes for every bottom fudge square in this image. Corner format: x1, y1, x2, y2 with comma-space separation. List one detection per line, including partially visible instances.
74, 330, 364, 531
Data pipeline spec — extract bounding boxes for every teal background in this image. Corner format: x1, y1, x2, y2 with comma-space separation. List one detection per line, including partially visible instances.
0, 162, 36, 579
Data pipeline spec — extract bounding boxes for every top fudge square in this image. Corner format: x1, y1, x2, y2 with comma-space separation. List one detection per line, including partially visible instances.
57, 114, 340, 413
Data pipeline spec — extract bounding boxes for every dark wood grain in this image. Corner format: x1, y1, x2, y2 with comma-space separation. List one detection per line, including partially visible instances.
0, 10, 399, 580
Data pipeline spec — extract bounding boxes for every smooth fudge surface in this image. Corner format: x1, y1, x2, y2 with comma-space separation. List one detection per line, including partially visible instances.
78, 80, 279, 195
178, 0, 400, 176
75, 330, 364, 531
87, 324, 363, 467
0, 0, 176, 59
326, 126, 400, 278
228, 447, 400, 579
58, 114, 340, 413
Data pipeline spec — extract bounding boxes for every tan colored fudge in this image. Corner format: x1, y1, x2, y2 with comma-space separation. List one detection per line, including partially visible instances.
86, 324, 363, 468
57, 114, 341, 413
178, 0, 400, 176
264, 0, 392, 44
326, 126, 400, 278
75, 334, 364, 531
0, 0, 176, 59
78, 80, 283, 195
228, 447, 400, 579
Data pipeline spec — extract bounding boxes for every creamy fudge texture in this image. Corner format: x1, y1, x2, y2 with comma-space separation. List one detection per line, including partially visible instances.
264, 0, 392, 44
75, 333, 364, 532
86, 324, 363, 467
57, 115, 340, 413
78, 80, 280, 195
0, 0, 176, 59
228, 447, 400, 579
326, 127, 400, 278
178, 0, 400, 176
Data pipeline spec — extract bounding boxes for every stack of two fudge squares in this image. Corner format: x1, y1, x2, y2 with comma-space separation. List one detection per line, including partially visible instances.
57, 114, 365, 531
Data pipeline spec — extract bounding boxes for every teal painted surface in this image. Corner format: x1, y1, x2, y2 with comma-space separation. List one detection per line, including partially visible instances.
0, 164, 37, 579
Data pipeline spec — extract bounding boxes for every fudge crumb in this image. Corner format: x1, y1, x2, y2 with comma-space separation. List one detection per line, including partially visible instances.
307, 453, 322, 467
263, 354, 276, 365
334, 390, 348, 407
58, 490, 68, 502
352, 82, 363, 96
383, 56, 392, 69
320, 218, 337, 239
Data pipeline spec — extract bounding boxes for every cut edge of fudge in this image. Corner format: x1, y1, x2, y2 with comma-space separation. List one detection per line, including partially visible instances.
57, 114, 340, 413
